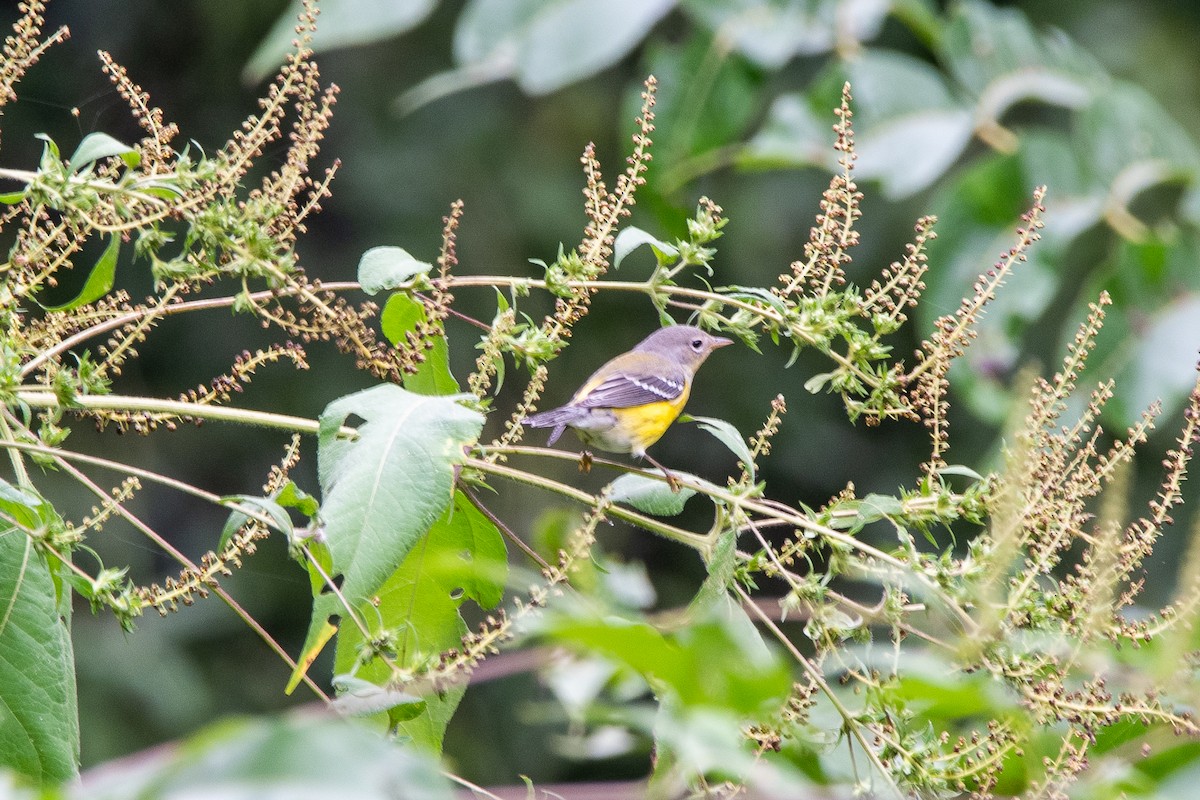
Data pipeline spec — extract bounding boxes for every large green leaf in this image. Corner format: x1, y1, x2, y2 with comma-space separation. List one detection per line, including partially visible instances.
810, 50, 974, 198
299, 386, 483, 669
0, 531, 78, 784
75, 714, 453, 800
939, 1, 1104, 105
333, 490, 507, 751
682, 0, 889, 68
539, 604, 790, 716
1074, 83, 1200, 188
450, 0, 676, 94
244, 0, 438, 84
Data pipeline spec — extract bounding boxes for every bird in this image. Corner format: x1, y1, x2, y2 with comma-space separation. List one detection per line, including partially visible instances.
526, 325, 732, 489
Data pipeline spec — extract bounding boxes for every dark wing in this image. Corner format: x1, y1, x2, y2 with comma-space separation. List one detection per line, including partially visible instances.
575, 368, 687, 409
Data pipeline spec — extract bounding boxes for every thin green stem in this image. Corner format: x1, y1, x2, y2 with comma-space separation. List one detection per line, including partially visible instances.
465, 456, 710, 550
0, 438, 285, 532
482, 443, 978, 633
20, 281, 361, 378
16, 390, 356, 438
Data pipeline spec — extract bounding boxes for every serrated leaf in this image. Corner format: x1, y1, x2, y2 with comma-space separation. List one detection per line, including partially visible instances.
67, 132, 139, 171
357, 247, 433, 295
332, 490, 504, 751
0, 532, 79, 784
612, 226, 679, 270
41, 235, 119, 312
297, 385, 483, 681
609, 471, 699, 516
689, 415, 754, 482
245, 0, 438, 84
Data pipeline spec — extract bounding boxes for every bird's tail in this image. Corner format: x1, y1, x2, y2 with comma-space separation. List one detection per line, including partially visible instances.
526, 406, 585, 446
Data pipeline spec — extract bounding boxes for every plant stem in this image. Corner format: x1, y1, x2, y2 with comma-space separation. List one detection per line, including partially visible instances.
465, 456, 710, 550
16, 390, 356, 437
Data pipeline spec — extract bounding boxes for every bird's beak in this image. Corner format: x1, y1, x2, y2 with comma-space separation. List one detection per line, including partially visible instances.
711, 336, 734, 350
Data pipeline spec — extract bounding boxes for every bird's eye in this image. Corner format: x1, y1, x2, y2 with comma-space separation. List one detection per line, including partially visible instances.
691, 338, 704, 351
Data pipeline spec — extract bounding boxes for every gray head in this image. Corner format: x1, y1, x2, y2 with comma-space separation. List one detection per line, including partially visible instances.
632, 325, 733, 371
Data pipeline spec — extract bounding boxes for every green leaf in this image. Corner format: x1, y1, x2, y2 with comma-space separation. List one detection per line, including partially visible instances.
0, 190, 26, 204
540, 605, 790, 715
333, 490, 506, 751
612, 226, 679, 270
35, 133, 60, 161
687, 415, 754, 482
316, 385, 483, 607
0, 479, 50, 532
856, 493, 905, 525
381, 294, 460, 395
1108, 293, 1200, 427
717, 285, 789, 316
357, 247, 433, 295
937, 464, 984, 481
628, 30, 764, 184
67, 132, 139, 171
609, 471, 708, 516
245, 0, 438, 84
940, 2, 1105, 102
1075, 83, 1200, 188
330, 676, 426, 719
40, 235, 119, 312
274, 480, 320, 517
218, 495, 294, 551
453, 0, 675, 95
812, 50, 975, 198
684, 0, 889, 68
300, 386, 483, 678
691, 529, 736, 611
0, 532, 79, 784
78, 714, 454, 800
743, 93, 829, 169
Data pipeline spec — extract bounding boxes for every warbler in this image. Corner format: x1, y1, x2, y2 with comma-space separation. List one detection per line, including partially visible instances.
527, 325, 732, 484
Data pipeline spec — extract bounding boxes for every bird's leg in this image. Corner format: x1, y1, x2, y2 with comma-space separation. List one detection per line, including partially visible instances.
578, 450, 594, 474
641, 452, 681, 493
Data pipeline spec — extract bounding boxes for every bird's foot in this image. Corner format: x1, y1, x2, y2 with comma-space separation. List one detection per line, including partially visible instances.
578, 450, 593, 474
